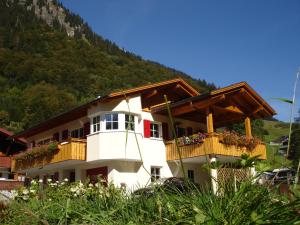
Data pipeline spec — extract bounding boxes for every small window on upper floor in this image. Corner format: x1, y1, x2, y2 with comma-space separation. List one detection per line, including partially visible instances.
125, 114, 135, 131
105, 113, 118, 130
93, 115, 100, 133
150, 122, 160, 138
71, 127, 84, 138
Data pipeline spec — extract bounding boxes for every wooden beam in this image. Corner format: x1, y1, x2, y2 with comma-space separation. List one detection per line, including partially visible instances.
171, 94, 225, 116
245, 117, 252, 138
252, 105, 264, 115
143, 89, 158, 99
211, 105, 244, 116
206, 108, 214, 133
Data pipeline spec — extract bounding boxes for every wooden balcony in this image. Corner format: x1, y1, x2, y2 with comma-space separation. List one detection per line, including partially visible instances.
166, 135, 266, 161
12, 138, 86, 172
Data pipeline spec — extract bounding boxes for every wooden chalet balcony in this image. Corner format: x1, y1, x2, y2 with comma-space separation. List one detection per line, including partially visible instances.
166, 134, 266, 161
12, 138, 86, 172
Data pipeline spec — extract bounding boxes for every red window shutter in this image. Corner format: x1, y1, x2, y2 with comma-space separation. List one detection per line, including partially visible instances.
187, 127, 193, 136
62, 129, 69, 140
143, 120, 151, 138
53, 132, 59, 142
84, 122, 90, 138
162, 122, 169, 140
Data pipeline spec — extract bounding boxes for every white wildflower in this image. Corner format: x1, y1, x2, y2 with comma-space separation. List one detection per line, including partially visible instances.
39, 179, 43, 183
22, 189, 29, 195
30, 189, 36, 194
31, 180, 36, 185
88, 183, 94, 187
47, 178, 52, 182
22, 195, 29, 200
60, 182, 65, 186
70, 187, 77, 193
64, 178, 68, 182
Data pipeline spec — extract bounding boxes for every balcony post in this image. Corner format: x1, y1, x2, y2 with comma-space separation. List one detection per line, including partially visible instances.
209, 156, 218, 195
245, 117, 252, 138
206, 108, 214, 134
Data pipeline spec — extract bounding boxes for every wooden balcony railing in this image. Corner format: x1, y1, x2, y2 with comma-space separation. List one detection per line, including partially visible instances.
12, 138, 86, 172
166, 135, 266, 161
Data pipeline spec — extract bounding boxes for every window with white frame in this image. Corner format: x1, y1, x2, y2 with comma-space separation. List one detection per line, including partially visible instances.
151, 167, 161, 182
188, 170, 195, 182
125, 114, 135, 131
93, 115, 100, 133
105, 113, 118, 130
150, 122, 160, 138
71, 127, 84, 138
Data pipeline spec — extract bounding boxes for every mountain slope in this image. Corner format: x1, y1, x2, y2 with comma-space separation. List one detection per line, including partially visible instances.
0, 0, 215, 132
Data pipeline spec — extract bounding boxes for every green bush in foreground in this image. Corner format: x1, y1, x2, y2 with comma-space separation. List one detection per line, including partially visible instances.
1, 179, 300, 225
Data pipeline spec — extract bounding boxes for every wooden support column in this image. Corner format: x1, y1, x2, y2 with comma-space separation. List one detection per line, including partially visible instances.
206, 108, 214, 134
245, 117, 252, 138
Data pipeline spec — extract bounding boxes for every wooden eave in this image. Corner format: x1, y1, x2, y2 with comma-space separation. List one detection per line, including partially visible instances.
107, 78, 199, 98
152, 82, 276, 127
13, 78, 200, 139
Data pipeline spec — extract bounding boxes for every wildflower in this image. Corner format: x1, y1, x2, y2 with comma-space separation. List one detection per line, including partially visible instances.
22, 195, 29, 200
47, 178, 52, 182
39, 179, 43, 183
48, 198, 52, 201
31, 180, 36, 185
70, 187, 77, 193
60, 182, 65, 186
88, 183, 94, 187
79, 181, 83, 187
56, 181, 59, 184
30, 189, 36, 194
64, 178, 68, 182
22, 189, 29, 195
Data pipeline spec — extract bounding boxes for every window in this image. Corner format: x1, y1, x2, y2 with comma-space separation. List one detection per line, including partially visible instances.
37, 138, 51, 146
93, 115, 100, 133
71, 128, 84, 138
188, 170, 195, 182
176, 127, 185, 137
125, 114, 135, 131
151, 167, 161, 182
150, 122, 160, 138
105, 114, 118, 130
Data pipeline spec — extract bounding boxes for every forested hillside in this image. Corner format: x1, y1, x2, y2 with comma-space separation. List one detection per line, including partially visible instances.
0, 0, 215, 132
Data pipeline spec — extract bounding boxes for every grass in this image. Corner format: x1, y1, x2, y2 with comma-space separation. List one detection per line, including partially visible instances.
263, 120, 289, 143
1, 180, 300, 225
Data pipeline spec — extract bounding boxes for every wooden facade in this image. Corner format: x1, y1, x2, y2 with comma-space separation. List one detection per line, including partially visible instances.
12, 138, 86, 172
166, 135, 267, 161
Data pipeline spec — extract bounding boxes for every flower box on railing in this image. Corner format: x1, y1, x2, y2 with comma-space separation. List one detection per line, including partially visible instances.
14, 142, 59, 163
177, 133, 207, 146
219, 130, 261, 151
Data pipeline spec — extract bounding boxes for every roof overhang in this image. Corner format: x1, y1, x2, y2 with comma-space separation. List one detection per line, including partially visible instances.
14, 78, 199, 138
152, 82, 276, 127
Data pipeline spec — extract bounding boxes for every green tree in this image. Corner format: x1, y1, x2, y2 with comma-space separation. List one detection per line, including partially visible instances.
22, 82, 76, 128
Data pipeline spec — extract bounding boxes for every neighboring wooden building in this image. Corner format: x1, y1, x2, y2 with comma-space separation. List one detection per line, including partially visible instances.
11, 79, 276, 193
0, 128, 26, 190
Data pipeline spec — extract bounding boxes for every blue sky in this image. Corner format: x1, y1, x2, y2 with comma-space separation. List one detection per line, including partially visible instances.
60, 0, 300, 122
